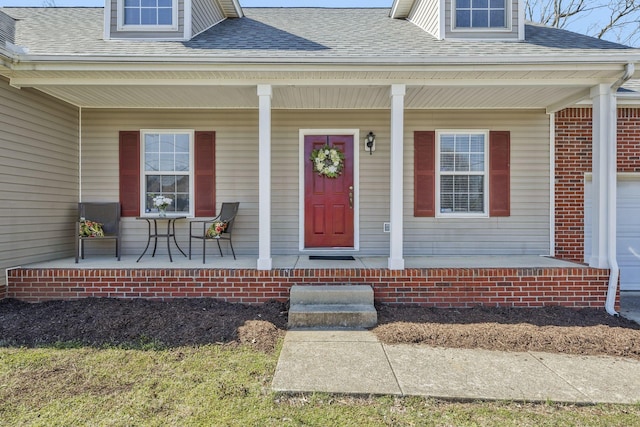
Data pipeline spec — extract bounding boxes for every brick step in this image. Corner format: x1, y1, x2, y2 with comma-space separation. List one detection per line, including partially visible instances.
288, 285, 377, 328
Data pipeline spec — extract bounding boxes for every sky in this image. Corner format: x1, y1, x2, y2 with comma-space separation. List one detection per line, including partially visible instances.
0, 0, 392, 6
0, 0, 635, 46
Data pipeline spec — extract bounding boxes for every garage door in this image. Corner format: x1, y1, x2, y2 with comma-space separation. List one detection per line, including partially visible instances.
585, 176, 640, 291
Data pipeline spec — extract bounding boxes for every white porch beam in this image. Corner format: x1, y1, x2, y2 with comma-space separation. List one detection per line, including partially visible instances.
6, 77, 618, 88
257, 84, 273, 270
589, 84, 616, 269
546, 88, 591, 114
388, 84, 406, 270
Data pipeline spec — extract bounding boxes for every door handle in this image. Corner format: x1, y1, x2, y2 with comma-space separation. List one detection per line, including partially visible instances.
348, 186, 353, 209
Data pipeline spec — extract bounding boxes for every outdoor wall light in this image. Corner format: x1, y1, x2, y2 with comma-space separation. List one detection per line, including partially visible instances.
365, 131, 376, 155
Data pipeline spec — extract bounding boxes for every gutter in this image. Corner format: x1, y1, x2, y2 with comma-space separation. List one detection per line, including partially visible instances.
605, 62, 635, 316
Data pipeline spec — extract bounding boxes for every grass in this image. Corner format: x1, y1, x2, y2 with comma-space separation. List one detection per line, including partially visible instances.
1, 342, 639, 426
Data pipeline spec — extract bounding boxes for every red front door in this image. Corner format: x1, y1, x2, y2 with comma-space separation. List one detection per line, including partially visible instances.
304, 135, 354, 248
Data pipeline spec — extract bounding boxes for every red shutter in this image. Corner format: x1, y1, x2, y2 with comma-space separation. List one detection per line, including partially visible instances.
194, 131, 216, 217
414, 131, 436, 217
119, 131, 140, 217
489, 131, 510, 217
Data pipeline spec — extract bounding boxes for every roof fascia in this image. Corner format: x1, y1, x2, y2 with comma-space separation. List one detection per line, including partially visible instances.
104, 0, 111, 40
518, 0, 525, 41
231, 0, 244, 18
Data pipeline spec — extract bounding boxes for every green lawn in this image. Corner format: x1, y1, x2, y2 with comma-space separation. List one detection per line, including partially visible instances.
1, 343, 639, 426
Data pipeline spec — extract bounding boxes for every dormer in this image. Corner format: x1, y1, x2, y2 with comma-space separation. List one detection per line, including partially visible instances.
391, 0, 525, 41
104, 0, 243, 41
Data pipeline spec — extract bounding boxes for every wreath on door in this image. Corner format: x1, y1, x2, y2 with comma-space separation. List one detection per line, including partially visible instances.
310, 144, 345, 178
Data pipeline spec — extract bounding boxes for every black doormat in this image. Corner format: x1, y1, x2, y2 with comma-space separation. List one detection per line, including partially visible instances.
309, 255, 356, 261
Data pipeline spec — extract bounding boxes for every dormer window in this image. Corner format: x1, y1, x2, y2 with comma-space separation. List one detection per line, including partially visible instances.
118, 0, 178, 31
454, 0, 508, 29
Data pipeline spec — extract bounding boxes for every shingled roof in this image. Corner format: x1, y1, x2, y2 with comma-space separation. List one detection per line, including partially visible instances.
1, 7, 636, 63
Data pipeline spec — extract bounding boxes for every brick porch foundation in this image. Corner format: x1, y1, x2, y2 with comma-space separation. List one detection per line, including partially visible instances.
5, 266, 613, 308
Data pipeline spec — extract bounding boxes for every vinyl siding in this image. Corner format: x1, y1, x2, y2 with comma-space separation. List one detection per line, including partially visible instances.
404, 109, 550, 255
408, 0, 441, 39
0, 78, 78, 282
109, 0, 186, 39
81, 109, 259, 257
80, 108, 550, 257
445, 0, 519, 40
192, 0, 225, 36
0, 10, 15, 45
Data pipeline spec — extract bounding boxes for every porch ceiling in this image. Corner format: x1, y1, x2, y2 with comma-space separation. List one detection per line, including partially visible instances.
5, 67, 624, 110
29, 84, 590, 110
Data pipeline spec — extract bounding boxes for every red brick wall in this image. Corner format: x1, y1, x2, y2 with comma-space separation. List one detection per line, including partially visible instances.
617, 108, 640, 172
7, 267, 611, 308
555, 107, 640, 262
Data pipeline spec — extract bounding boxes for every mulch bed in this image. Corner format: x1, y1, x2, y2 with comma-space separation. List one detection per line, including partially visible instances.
1, 298, 639, 359
374, 304, 640, 360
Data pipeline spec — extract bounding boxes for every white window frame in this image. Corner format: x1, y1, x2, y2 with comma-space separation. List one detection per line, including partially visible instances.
117, 0, 179, 32
435, 130, 489, 218
451, 0, 511, 32
140, 129, 195, 217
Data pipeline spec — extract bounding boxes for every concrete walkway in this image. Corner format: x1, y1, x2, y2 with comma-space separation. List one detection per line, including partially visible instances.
272, 330, 640, 404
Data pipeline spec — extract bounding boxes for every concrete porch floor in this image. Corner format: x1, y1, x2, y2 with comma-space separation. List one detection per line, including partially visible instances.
23, 254, 587, 270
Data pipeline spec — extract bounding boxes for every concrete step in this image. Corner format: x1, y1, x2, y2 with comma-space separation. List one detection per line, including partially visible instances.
288, 285, 377, 329
290, 284, 374, 306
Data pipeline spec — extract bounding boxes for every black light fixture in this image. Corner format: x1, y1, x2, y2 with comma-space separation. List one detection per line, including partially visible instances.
365, 131, 376, 155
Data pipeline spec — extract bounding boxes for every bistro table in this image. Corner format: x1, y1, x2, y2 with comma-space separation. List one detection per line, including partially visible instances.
136, 216, 187, 262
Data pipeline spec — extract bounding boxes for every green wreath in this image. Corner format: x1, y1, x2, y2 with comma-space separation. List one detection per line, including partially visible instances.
310, 145, 345, 178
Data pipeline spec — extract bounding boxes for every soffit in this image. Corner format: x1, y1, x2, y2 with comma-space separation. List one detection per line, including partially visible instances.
390, 0, 415, 19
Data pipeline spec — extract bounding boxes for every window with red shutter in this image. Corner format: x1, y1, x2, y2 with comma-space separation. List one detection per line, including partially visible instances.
414, 131, 436, 217
194, 131, 216, 217
489, 131, 510, 217
119, 131, 140, 217
119, 130, 215, 217
414, 130, 510, 218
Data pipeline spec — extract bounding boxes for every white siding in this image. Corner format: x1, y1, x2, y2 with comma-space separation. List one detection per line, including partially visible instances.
81, 108, 550, 258
0, 79, 79, 282
192, 0, 225, 37
408, 0, 441, 39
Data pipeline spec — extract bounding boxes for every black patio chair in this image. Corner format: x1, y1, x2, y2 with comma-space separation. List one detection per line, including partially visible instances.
189, 202, 239, 263
76, 202, 121, 263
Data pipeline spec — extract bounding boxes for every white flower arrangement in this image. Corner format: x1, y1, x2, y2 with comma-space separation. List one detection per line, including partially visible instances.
310, 145, 345, 178
152, 195, 172, 210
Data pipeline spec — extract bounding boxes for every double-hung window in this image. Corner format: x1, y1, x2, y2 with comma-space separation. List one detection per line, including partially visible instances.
437, 131, 488, 216
121, 0, 176, 29
455, 0, 507, 29
142, 130, 193, 216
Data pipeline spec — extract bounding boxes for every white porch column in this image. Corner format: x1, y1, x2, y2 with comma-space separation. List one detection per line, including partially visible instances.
388, 84, 406, 270
589, 84, 617, 269
257, 85, 273, 270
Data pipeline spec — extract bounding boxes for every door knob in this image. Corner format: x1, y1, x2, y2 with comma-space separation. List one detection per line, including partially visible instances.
348, 186, 353, 209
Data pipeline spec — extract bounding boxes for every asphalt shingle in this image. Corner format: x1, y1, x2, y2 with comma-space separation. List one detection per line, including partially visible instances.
1, 7, 637, 61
